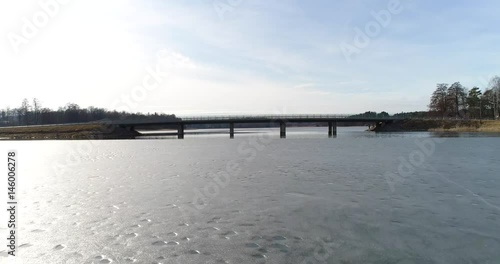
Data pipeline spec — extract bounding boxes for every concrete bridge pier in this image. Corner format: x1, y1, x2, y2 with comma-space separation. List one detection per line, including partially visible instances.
280, 121, 286, 138
178, 124, 185, 139
328, 121, 337, 137
229, 123, 235, 139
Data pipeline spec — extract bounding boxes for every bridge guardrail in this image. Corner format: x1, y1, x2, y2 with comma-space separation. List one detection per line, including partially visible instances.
177, 115, 405, 121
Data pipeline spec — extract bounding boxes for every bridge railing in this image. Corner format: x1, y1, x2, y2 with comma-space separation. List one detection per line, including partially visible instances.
178, 114, 404, 121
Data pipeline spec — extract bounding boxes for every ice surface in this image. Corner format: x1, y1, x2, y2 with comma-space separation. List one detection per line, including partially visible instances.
0, 127, 499, 263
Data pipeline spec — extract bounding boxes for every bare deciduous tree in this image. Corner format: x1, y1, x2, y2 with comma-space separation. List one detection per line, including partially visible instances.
429, 83, 449, 118
489, 76, 500, 119
32, 98, 41, 124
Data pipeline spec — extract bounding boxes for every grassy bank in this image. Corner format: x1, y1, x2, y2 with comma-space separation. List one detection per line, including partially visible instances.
375, 119, 500, 132
0, 123, 140, 140
428, 120, 500, 132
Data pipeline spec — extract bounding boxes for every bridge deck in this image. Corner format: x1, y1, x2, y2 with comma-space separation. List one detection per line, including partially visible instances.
116, 115, 402, 127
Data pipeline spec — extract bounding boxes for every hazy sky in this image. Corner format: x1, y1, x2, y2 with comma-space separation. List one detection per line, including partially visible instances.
1, 0, 499, 115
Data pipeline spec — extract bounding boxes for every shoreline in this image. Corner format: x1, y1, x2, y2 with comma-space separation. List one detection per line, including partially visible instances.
372, 120, 500, 133
0, 123, 140, 140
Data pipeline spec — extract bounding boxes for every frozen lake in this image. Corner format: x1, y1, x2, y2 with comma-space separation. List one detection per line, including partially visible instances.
1, 127, 500, 263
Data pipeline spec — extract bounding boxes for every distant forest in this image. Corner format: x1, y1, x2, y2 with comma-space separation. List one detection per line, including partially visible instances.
0, 99, 178, 127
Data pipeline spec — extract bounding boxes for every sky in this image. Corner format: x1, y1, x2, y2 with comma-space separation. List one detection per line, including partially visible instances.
1, 0, 499, 115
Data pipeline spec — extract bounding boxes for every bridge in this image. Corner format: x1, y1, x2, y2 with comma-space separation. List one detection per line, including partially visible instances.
116, 115, 403, 139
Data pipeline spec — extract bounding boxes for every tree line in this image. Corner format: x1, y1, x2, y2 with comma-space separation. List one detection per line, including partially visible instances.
428, 76, 500, 119
0, 98, 178, 127
350, 111, 390, 118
